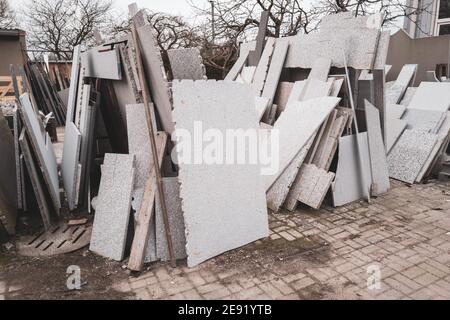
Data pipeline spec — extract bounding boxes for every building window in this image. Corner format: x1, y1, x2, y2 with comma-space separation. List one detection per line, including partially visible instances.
437, 0, 450, 35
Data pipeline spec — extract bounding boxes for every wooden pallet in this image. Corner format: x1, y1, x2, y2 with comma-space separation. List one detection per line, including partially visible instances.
0, 76, 23, 101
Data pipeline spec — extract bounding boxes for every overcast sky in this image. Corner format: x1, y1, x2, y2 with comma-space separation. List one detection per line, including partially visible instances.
11, 0, 205, 18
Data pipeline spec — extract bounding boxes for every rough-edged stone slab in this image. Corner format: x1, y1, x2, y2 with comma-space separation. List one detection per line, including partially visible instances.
0, 111, 17, 235
408, 82, 450, 112
90, 154, 135, 261
155, 177, 186, 261
386, 64, 417, 105
332, 133, 372, 207
173, 80, 269, 268
261, 39, 289, 106
265, 97, 340, 190
365, 101, 390, 195
61, 122, 82, 211
387, 129, 438, 184
137, 25, 175, 134
81, 46, 122, 80
168, 48, 206, 80
374, 31, 391, 70
267, 135, 315, 212
403, 108, 446, 133
252, 38, 276, 97
19, 93, 61, 211
296, 164, 335, 210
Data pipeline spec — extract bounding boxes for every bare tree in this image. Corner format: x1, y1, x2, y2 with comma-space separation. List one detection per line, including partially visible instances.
0, 0, 16, 28
23, 0, 113, 59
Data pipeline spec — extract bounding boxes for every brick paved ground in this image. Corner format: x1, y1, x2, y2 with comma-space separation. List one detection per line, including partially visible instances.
2, 180, 450, 300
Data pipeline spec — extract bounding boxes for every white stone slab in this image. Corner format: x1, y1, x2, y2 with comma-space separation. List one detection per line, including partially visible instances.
261, 39, 289, 106
387, 104, 407, 120
19, 93, 61, 211
388, 129, 438, 184
330, 78, 344, 97
416, 113, 450, 182
225, 50, 249, 81
172, 80, 268, 268
240, 66, 257, 83
252, 38, 276, 97
400, 87, 417, 106
403, 108, 446, 134
408, 82, 450, 112
386, 64, 417, 105
332, 133, 372, 207
267, 135, 315, 212
308, 58, 331, 82
301, 79, 334, 101
386, 118, 408, 153
155, 177, 187, 262
286, 81, 307, 106
137, 25, 175, 134
61, 122, 82, 211
296, 164, 335, 210
274, 82, 294, 113
168, 48, 206, 80
81, 46, 122, 80
90, 154, 135, 261
365, 101, 390, 195
255, 97, 270, 121
374, 31, 391, 70
265, 97, 340, 190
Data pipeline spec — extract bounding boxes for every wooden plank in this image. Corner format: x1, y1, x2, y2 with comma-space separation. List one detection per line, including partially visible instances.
128, 133, 167, 271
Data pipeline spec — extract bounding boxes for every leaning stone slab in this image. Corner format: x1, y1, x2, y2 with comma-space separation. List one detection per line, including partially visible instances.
168, 48, 206, 80
90, 154, 135, 261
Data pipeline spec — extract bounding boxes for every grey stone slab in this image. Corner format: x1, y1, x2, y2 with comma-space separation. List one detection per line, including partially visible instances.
286, 81, 307, 106
225, 50, 249, 81
90, 154, 135, 261
168, 48, 206, 80
172, 80, 269, 268
320, 12, 382, 31
365, 101, 390, 195
386, 64, 417, 105
301, 79, 334, 101
403, 108, 446, 133
240, 66, 256, 84
283, 28, 380, 70
0, 111, 17, 235
400, 87, 417, 106
408, 82, 450, 112
248, 11, 269, 66
255, 97, 270, 122
261, 39, 289, 106
332, 133, 372, 207
386, 118, 408, 153
61, 122, 81, 211
19, 129, 52, 231
12, 109, 22, 211
155, 177, 186, 262
137, 25, 175, 134
387, 104, 407, 120
279, 136, 316, 211
308, 58, 331, 82
265, 97, 340, 190
387, 129, 438, 184
330, 78, 344, 97
81, 46, 122, 80
295, 164, 335, 210
374, 31, 391, 70
416, 113, 450, 182
274, 82, 294, 113
66, 45, 81, 123
19, 93, 61, 212
252, 38, 276, 97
